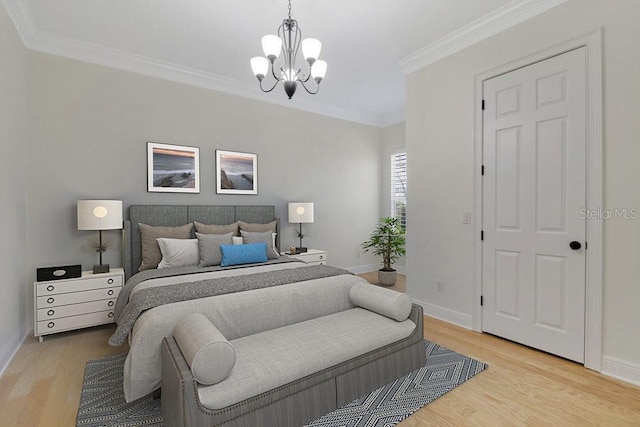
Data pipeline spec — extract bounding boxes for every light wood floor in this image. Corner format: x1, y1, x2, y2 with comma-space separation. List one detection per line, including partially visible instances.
1, 273, 639, 426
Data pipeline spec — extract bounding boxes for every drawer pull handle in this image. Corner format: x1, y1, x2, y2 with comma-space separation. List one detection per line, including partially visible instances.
108, 312, 114, 318
108, 301, 114, 307
47, 297, 55, 304
319, 255, 324, 259
47, 309, 55, 316
46, 285, 55, 292
107, 289, 114, 296
107, 278, 114, 285
47, 322, 55, 328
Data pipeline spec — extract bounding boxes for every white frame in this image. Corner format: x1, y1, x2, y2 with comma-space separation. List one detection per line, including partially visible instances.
216, 150, 258, 195
147, 142, 200, 193
473, 29, 603, 370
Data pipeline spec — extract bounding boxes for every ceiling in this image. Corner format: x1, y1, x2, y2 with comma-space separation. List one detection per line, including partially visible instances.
4, 0, 565, 126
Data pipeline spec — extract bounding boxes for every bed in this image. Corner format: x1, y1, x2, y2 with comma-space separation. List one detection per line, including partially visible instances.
112, 204, 361, 403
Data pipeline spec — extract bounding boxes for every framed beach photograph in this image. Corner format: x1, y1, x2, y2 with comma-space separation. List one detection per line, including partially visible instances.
147, 142, 200, 193
216, 150, 258, 195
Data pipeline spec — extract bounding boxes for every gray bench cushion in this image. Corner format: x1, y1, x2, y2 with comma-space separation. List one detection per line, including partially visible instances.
197, 307, 416, 410
174, 313, 236, 385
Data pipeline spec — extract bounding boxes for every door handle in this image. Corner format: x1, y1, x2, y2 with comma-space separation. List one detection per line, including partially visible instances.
570, 241, 582, 250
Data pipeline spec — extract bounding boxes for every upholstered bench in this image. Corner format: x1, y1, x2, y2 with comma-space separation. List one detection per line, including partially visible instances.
161, 281, 425, 427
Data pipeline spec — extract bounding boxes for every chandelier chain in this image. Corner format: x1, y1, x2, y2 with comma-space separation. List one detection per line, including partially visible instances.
288, 0, 292, 20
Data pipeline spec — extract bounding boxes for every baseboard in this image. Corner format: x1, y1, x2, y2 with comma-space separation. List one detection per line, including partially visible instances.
601, 355, 640, 387
412, 299, 473, 330
0, 329, 28, 376
345, 264, 406, 275
345, 264, 380, 275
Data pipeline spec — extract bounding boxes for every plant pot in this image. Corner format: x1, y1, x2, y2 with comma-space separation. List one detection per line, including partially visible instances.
378, 269, 397, 286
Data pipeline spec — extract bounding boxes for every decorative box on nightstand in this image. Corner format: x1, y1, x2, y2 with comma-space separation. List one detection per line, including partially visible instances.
33, 268, 124, 342
283, 249, 327, 265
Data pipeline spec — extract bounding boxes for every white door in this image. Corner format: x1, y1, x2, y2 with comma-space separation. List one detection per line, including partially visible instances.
482, 47, 586, 363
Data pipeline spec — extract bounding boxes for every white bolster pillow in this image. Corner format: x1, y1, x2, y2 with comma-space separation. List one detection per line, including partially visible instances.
173, 313, 236, 385
350, 282, 412, 321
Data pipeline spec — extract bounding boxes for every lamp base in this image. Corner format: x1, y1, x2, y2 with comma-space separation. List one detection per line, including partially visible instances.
93, 264, 110, 274
294, 247, 308, 253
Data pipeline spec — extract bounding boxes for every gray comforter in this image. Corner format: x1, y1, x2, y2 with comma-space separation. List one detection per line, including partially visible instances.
109, 264, 351, 346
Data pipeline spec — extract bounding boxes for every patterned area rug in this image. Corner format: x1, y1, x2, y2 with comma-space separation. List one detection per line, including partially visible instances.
76, 341, 487, 427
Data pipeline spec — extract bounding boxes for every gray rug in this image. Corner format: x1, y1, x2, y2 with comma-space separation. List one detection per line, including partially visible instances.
77, 341, 487, 427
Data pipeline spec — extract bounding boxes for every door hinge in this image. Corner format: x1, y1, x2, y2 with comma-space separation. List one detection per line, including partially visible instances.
482, 99, 485, 110
481, 230, 484, 241
481, 165, 485, 176
480, 295, 484, 306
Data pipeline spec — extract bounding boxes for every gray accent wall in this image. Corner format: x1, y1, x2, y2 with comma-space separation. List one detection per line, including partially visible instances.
0, 5, 28, 371
406, 0, 640, 373
26, 52, 383, 296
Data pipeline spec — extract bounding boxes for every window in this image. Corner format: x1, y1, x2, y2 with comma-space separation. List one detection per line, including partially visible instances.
391, 152, 406, 229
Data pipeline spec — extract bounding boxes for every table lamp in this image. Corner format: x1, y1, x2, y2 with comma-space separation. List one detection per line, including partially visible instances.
288, 202, 314, 253
77, 200, 123, 274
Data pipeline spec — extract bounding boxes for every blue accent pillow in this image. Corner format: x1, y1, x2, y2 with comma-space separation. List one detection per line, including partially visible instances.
220, 242, 268, 267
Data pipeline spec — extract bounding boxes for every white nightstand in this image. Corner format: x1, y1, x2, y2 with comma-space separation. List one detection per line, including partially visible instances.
33, 268, 124, 342
283, 249, 327, 265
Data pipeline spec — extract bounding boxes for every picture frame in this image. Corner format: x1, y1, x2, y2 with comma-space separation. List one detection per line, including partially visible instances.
216, 150, 258, 195
147, 142, 200, 193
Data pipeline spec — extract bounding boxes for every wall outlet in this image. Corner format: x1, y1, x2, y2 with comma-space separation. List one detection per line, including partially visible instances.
463, 212, 472, 224
436, 280, 444, 292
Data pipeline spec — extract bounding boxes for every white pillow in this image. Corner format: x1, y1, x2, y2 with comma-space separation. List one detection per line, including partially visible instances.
157, 238, 199, 269
231, 234, 277, 249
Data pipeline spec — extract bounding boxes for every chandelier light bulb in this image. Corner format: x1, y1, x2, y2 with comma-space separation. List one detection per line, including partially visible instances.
261, 35, 282, 62
311, 60, 327, 83
301, 38, 322, 64
250, 57, 269, 80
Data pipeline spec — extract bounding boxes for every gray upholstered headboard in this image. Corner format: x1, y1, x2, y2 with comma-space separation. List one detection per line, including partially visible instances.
122, 205, 279, 281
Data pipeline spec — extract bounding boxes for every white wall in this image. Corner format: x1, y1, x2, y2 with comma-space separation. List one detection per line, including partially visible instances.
406, 0, 640, 376
0, 4, 28, 372
380, 122, 406, 270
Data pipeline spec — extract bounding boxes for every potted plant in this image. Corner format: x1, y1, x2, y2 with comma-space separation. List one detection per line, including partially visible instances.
361, 217, 406, 286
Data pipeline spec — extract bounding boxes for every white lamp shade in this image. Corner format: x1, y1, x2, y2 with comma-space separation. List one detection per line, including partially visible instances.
261, 35, 282, 60
77, 200, 123, 230
311, 60, 327, 81
250, 56, 269, 77
301, 38, 322, 62
288, 202, 314, 224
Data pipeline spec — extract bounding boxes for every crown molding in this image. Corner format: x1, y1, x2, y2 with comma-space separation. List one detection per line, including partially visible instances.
2, 0, 388, 127
400, 0, 568, 75
2, 0, 38, 46
379, 109, 406, 128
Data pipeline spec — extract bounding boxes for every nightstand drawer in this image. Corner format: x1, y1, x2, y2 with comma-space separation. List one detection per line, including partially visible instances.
36, 274, 123, 296
36, 287, 121, 308
299, 253, 326, 263
36, 299, 117, 321
36, 310, 115, 335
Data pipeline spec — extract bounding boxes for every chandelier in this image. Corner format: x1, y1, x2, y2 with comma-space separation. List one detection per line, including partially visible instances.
250, 0, 327, 99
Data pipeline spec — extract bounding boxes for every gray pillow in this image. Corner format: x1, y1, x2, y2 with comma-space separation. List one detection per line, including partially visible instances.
240, 230, 279, 259
138, 223, 193, 271
194, 221, 239, 236
196, 232, 234, 267
173, 313, 236, 385
349, 282, 412, 322
238, 220, 276, 233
